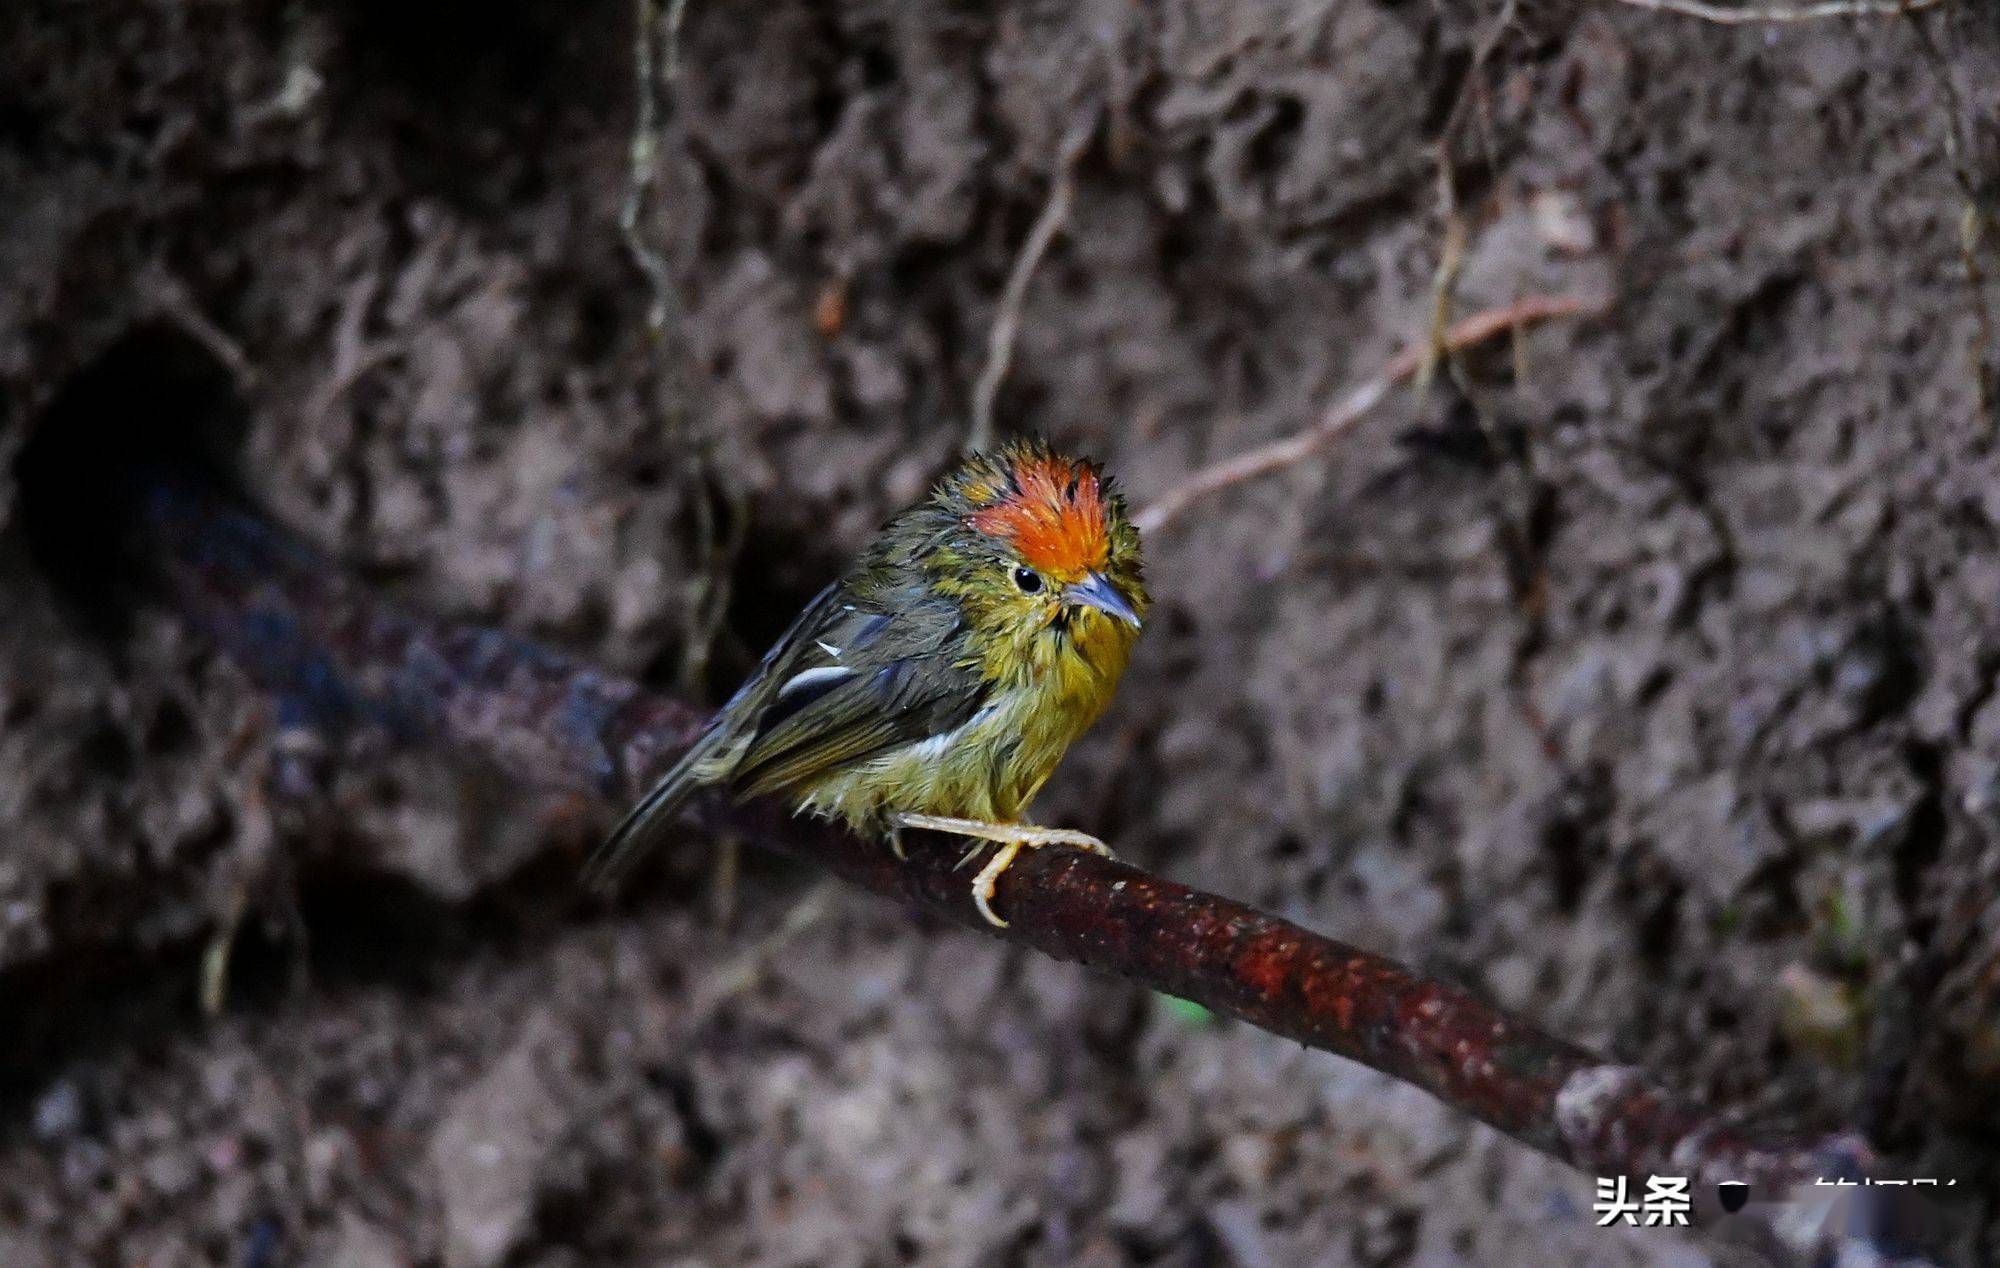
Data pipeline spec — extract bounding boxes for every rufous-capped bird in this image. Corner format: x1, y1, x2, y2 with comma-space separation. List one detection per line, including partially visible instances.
585, 438, 1148, 926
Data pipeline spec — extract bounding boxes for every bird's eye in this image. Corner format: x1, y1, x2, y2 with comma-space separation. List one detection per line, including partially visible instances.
1012, 566, 1044, 594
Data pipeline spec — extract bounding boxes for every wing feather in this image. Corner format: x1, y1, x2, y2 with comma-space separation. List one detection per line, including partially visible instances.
585, 574, 982, 889
729, 604, 983, 798
580, 580, 847, 890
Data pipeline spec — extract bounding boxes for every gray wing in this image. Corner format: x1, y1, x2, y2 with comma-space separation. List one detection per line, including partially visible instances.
583, 580, 848, 890
584, 578, 983, 892
724, 589, 987, 798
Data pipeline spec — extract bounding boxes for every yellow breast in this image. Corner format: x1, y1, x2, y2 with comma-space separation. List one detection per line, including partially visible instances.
795, 613, 1133, 829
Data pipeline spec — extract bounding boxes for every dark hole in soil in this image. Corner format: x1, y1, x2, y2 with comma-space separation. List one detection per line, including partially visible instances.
856, 38, 900, 91
1893, 740, 1946, 936
0, 941, 193, 1114
1245, 94, 1305, 186
643, 507, 845, 699
14, 325, 248, 635
1540, 809, 1591, 915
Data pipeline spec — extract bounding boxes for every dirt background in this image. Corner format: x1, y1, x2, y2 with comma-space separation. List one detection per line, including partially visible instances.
5, 0, 2000, 1263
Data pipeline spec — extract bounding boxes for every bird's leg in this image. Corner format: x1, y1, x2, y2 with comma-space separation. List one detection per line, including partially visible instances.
888, 813, 1114, 928
891, 813, 1114, 855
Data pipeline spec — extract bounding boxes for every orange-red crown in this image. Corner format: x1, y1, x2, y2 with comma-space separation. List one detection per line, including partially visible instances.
964, 447, 1111, 581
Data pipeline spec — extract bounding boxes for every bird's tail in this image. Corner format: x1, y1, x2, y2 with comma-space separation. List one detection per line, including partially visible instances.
582, 724, 730, 893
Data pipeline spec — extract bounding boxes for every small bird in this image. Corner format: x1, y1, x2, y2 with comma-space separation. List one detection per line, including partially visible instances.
586, 438, 1148, 925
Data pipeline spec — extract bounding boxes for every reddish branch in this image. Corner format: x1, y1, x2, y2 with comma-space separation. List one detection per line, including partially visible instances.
139, 473, 1870, 1197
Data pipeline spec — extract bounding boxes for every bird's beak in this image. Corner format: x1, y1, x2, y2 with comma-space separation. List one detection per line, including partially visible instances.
1064, 572, 1141, 629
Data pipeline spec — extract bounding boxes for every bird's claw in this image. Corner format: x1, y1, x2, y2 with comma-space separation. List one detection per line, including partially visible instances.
888, 813, 1114, 928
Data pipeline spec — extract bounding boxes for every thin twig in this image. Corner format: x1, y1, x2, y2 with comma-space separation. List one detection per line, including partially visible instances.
690, 880, 840, 1014
675, 471, 748, 697
621, 0, 692, 335
302, 342, 400, 432
1610, 0, 1938, 21
967, 109, 1099, 455
1420, 0, 1516, 392
1133, 293, 1605, 536
1419, 216, 1470, 396
140, 268, 259, 391
619, 0, 746, 692
136, 470, 1871, 1203
303, 273, 397, 433
1898, 0, 1998, 430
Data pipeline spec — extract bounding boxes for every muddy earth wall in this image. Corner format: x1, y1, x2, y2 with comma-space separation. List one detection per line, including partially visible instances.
4, 1, 2000, 1263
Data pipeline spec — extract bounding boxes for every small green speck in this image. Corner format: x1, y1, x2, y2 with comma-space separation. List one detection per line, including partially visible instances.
1159, 994, 1217, 1027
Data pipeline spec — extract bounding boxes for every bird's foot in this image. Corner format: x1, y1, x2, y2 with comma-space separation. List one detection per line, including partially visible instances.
888, 813, 1113, 928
